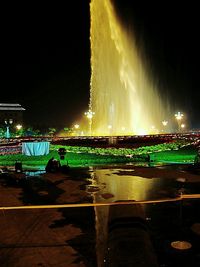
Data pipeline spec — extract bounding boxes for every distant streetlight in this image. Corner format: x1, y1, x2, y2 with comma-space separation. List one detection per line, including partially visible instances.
181, 123, 185, 130
15, 124, 23, 137
151, 125, 156, 133
175, 112, 184, 132
73, 124, 80, 136
108, 125, 112, 135
16, 124, 22, 130
85, 109, 95, 136
74, 124, 80, 129
162, 120, 168, 133
162, 120, 168, 127
175, 112, 184, 120
5, 119, 13, 138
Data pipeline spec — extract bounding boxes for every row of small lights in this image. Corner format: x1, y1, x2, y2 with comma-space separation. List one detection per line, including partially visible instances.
162, 112, 185, 129
4, 111, 186, 137
73, 110, 186, 132
4, 119, 23, 130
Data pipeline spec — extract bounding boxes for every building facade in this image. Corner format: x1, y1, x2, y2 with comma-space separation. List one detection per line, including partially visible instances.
0, 103, 25, 127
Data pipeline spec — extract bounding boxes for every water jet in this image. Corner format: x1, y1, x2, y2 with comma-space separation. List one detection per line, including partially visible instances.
89, 0, 171, 136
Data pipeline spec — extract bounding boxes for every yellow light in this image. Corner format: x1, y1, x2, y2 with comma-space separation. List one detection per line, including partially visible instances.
175, 112, 184, 120
85, 109, 95, 119
74, 124, 80, 129
138, 129, 147, 135
162, 120, 168, 126
16, 124, 22, 130
181, 124, 185, 128
84, 109, 95, 136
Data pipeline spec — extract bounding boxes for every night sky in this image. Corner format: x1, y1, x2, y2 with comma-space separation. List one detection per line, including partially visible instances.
1, 1, 199, 130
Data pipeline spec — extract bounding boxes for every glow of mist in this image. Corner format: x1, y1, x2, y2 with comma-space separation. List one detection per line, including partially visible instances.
89, 0, 171, 136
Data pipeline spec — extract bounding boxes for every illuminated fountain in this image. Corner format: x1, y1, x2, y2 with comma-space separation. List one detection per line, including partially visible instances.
89, 0, 170, 136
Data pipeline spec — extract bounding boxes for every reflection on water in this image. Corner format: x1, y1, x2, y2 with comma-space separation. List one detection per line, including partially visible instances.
90, 168, 172, 202
91, 168, 169, 267
25, 170, 46, 177
94, 205, 109, 267
89, 167, 200, 266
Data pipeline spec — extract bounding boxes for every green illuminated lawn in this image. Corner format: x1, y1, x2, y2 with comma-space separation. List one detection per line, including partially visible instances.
150, 146, 196, 164
0, 150, 133, 168
0, 143, 197, 169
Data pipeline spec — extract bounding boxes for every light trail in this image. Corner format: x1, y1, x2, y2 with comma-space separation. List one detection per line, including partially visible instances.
0, 194, 200, 211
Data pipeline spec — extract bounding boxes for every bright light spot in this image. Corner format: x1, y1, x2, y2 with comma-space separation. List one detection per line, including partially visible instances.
162, 120, 168, 126
5, 119, 13, 125
16, 124, 22, 130
85, 109, 95, 119
138, 129, 147, 135
175, 112, 184, 120
74, 124, 80, 129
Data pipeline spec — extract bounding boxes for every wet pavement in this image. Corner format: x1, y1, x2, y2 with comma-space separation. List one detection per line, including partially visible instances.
0, 164, 200, 266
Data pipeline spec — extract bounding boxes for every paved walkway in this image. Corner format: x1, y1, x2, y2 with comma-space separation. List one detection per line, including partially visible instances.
0, 171, 96, 267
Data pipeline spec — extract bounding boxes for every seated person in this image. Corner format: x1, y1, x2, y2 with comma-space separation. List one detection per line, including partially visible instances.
45, 157, 61, 173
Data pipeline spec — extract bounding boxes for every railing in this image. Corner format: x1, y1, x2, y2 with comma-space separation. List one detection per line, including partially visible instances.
0, 193, 200, 211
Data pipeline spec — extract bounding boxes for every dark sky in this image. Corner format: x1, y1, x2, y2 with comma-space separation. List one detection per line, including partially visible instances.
1, 1, 200, 130
1, 1, 91, 129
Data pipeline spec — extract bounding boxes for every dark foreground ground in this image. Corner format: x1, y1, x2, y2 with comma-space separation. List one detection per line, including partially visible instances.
0, 169, 97, 267
0, 165, 200, 266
